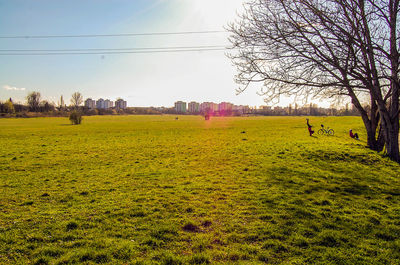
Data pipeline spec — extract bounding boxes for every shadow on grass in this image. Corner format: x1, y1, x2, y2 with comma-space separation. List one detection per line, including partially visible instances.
59, 124, 75, 126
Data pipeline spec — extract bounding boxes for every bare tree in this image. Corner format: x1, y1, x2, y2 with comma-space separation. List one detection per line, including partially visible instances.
228, 0, 400, 162
26, 91, 41, 112
70, 92, 83, 109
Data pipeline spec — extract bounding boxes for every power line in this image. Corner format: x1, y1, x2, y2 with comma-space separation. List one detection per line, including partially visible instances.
0, 45, 227, 52
0, 47, 229, 56
0, 30, 228, 39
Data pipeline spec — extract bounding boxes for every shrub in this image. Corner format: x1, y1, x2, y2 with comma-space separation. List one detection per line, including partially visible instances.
69, 111, 83, 125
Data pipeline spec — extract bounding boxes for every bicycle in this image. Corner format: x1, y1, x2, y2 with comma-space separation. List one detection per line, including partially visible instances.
318, 124, 334, 136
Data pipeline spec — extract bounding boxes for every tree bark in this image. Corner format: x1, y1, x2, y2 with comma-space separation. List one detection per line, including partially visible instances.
385, 0, 400, 162
356, 104, 383, 152
386, 123, 400, 162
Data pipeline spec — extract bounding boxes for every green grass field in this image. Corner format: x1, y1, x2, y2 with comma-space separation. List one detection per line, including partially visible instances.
1, 115, 400, 264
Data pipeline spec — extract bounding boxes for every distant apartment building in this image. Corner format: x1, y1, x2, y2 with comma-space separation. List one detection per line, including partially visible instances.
200, 102, 218, 113
115, 98, 127, 109
84, 98, 96, 109
200, 102, 209, 113
104, 99, 114, 109
174, 101, 187, 113
96, 98, 105, 109
213, 103, 218, 112
188, 102, 200, 113
218, 102, 234, 112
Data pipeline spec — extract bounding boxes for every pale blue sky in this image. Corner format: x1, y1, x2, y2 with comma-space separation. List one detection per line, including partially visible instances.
0, 0, 272, 107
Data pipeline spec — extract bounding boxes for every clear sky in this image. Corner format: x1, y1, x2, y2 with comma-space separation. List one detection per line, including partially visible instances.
0, 0, 285, 107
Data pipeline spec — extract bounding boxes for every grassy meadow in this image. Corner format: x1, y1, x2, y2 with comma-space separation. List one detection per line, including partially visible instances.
1, 115, 400, 264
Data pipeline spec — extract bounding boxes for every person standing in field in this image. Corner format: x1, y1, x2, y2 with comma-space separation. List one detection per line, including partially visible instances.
349, 129, 359, 140
306, 118, 314, 136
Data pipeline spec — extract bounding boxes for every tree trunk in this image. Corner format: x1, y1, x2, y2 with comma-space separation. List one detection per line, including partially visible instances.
377, 123, 385, 151
386, 123, 400, 162
379, 106, 400, 162
361, 113, 383, 152
387, 82, 400, 162
349, 88, 384, 151
386, 0, 400, 162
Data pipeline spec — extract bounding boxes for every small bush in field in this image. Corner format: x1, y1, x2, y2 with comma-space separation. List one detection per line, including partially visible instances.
69, 111, 83, 125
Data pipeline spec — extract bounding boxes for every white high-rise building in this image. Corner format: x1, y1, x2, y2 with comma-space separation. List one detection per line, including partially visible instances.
104, 99, 114, 109
174, 101, 187, 113
200, 102, 218, 113
96, 98, 105, 109
219, 102, 233, 112
188, 102, 200, 113
84, 98, 96, 109
115, 98, 127, 109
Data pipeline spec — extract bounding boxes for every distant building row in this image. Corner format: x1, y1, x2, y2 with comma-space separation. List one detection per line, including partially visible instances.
174, 101, 249, 114
85, 98, 127, 109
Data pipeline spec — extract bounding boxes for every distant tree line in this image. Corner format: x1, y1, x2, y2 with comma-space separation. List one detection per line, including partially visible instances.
162, 104, 360, 116
253, 103, 360, 117
0, 91, 164, 118
1, 91, 360, 118
0, 92, 62, 117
